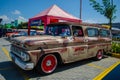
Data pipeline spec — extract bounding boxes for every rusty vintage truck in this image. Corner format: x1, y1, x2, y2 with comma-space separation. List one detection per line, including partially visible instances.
10, 22, 112, 75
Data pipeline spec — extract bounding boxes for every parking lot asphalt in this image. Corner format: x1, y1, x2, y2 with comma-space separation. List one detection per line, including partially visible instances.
0, 37, 120, 80
94, 61, 120, 80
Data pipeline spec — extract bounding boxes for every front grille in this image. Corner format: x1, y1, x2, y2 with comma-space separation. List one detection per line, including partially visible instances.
11, 44, 30, 61
11, 45, 24, 57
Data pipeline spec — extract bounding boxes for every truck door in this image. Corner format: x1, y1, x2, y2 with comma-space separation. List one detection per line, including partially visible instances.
86, 28, 99, 58
68, 26, 87, 61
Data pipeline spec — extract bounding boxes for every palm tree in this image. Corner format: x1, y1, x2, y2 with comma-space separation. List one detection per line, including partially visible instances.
89, 0, 116, 29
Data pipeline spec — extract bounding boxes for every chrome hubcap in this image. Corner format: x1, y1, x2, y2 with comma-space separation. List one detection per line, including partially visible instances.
46, 60, 52, 66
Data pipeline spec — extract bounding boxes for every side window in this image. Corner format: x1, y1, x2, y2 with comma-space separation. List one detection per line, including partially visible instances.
72, 26, 84, 37
100, 29, 110, 37
87, 28, 98, 37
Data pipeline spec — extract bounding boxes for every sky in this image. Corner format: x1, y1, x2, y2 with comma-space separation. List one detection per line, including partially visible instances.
0, 0, 120, 24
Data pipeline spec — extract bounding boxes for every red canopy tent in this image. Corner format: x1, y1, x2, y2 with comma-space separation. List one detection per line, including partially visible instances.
28, 5, 82, 35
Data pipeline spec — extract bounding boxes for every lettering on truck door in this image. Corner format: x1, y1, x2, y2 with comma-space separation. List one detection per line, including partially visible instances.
68, 26, 87, 61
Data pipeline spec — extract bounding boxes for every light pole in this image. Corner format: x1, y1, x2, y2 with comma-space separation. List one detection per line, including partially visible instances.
110, 0, 113, 30
80, 0, 82, 19
111, 0, 113, 5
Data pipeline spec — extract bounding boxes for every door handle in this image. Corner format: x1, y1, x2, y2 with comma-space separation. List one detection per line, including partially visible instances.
84, 39, 88, 42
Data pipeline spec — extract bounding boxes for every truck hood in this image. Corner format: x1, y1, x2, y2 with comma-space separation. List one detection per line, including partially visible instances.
11, 35, 63, 50
12, 35, 56, 43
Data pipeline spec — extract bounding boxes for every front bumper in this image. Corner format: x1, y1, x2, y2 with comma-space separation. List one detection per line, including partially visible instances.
10, 52, 34, 70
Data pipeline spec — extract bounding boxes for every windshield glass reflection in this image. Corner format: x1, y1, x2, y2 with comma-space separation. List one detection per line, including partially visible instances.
45, 25, 71, 36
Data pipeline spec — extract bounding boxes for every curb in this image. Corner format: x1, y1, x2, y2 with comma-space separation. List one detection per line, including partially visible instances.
112, 53, 120, 58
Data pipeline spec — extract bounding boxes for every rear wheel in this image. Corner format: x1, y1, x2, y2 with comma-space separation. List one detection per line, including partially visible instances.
94, 50, 103, 60
36, 54, 58, 75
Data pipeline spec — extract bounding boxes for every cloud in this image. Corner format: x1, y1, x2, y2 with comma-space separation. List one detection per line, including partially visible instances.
83, 19, 98, 23
0, 15, 28, 24
12, 10, 21, 15
0, 15, 13, 23
18, 16, 28, 22
0, 15, 9, 21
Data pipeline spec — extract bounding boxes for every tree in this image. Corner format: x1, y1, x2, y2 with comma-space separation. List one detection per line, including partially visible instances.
89, 0, 116, 29
18, 23, 22, 29
11, 25, 16, 29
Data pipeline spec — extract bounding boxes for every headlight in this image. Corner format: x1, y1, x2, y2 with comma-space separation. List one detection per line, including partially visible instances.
21, 52, 30, 61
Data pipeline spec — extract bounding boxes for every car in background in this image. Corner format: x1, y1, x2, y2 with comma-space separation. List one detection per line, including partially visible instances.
11, 30, 37, 39
2, 29, 7, 37
6, 29, 19, 39
0, 28, 2, 37
36, 30, 45, 35
112, 34, 120, 40
0, 28, 7, 37
30, 30, 37, 36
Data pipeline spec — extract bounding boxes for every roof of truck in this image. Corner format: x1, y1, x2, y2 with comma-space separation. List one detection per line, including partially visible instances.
47, 22, 109, 29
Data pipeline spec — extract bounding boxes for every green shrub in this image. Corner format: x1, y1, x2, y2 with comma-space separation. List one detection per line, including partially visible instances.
112, 42, 120, 53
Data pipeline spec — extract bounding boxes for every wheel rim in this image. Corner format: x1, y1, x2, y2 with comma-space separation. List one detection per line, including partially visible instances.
97, 51, 102, 59
41, 54, 57, 73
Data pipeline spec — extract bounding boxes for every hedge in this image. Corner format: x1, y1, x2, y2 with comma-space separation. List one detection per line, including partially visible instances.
112, 42, 120, 53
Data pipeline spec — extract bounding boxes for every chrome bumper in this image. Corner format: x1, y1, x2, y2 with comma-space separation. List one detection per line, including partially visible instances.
10, 52, 34, 70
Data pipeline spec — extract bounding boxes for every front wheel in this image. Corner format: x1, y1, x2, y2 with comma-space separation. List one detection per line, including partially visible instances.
36, 54, 58, 75
94, 50, 103, 60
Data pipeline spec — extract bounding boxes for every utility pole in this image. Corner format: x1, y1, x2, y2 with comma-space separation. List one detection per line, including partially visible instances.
111, 0, 113, 5
110, 0, 113, 29
80, 0, 82, 19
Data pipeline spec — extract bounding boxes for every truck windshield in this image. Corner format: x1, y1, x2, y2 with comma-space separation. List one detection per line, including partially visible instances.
45, 25, 71, 36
